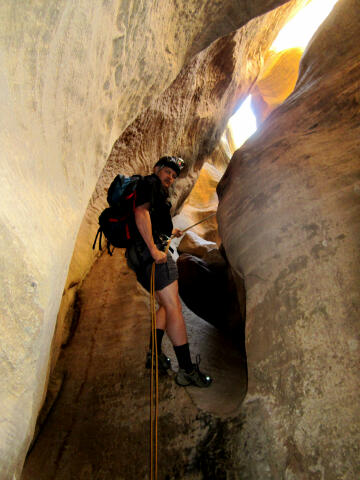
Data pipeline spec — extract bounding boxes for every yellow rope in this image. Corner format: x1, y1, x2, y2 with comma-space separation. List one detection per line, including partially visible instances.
179, 212, 216, 235
149, 236, 172, 480
150, 262, 159, 480
148, 212, 216, 477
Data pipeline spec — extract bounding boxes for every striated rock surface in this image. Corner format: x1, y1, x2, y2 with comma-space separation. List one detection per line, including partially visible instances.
176, 162, 222, 244
22, 250, 247, 479
251, 47, 303, 123
217, 0, 360, 477
0, 1, 298, 476
62, 0, 304, 352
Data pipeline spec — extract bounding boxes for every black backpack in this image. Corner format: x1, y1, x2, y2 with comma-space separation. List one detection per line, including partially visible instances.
92, 174, 142, 255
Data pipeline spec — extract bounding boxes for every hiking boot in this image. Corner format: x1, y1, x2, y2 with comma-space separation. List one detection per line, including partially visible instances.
145, 351, 172, 372
175, 355, 212, 388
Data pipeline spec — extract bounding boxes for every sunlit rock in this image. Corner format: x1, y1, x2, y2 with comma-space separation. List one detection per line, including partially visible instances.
251, 47, 303, 123
218, 0, 360, 477
175, 162, 222, 244
178, 231, 217, 258
69, 0, 303, 297
0, 0, 295, 475
0, 0, 310, 475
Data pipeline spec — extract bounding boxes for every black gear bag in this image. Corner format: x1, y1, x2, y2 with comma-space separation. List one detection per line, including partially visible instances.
92, 174, 142, 255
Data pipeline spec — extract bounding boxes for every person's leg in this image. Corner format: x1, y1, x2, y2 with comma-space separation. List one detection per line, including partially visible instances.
156, 281, 190, 369
156, 280, 187, 346
146, 304, 171, 371
156, 305, 167, 330
149, 305, 166, 354
156, 281, 211, 387
149, 327, 165, 355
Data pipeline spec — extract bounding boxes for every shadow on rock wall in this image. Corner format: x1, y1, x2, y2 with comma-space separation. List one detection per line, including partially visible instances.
177, 247, 246, 354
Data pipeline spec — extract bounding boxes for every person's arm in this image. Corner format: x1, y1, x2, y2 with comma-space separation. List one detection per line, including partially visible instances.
134, 203, 167, 264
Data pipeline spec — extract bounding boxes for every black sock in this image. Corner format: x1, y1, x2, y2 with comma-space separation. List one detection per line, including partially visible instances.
150, 329, 164, 355
173, 343, 193, 373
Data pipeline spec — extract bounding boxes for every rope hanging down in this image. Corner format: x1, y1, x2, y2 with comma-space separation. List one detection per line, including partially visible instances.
149, 211, 217, 480
150, 262, 159, 480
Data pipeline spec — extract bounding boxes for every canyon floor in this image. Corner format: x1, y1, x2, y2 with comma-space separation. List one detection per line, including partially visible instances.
23, 249, 247, 479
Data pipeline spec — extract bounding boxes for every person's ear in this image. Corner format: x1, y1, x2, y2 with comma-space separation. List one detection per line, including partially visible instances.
154, 166, 160, 174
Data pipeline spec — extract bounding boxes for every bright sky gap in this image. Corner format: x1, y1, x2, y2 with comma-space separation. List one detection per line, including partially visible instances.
227, 0, 339, 150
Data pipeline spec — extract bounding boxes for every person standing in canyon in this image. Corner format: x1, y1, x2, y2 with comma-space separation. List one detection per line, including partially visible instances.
126, 156, 212, 388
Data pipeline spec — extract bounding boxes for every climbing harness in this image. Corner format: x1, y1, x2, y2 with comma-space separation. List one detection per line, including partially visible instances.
148, 212, 216, 479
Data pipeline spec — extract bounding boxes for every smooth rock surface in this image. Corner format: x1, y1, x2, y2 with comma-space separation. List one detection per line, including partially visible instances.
61, 0, 303, 358
22, 249, 246, 479
178, 231, 217, 258
217, 0, 360, 477
251, 47, 303, 123
177, 251, 246, 343
0, 1, 296, 475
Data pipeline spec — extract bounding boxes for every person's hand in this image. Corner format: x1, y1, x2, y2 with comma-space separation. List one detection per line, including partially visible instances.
172, 228, 183, 238
151, 248, 167, 264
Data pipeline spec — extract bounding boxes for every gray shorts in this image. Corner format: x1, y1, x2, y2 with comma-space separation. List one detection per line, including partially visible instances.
126, 244, 178, 292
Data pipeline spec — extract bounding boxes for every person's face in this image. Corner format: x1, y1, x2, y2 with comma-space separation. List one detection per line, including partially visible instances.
155, 166, 177, 188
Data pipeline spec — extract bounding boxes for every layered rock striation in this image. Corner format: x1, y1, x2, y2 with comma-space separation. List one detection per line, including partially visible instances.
218, 0, 360, 477
3, 0, 357, 478
22, 248, 247, 479
1, 1, 296, 476
59, 0, 304, 374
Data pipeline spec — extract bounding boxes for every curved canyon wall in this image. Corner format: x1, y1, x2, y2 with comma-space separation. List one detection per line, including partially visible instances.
53, 3, 308, 424
218, 0, 360, 477
0, 0, 297, 477
251, 47, 303, 123
2, 0, 359, 478
0, 0, 296, 478
60, 0, 301, 356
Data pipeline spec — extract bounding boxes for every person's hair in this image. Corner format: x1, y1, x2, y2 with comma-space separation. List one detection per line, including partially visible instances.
154, 156, 185, 176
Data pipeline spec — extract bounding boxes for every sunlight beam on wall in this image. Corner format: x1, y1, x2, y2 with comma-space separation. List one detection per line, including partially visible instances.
270, 0, 339, 53
227, 0, 339, 151
227, 96, 257, 150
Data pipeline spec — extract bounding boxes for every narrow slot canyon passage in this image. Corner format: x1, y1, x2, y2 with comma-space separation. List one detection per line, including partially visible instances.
22, 249, 247, 479
2, 0, 359, 478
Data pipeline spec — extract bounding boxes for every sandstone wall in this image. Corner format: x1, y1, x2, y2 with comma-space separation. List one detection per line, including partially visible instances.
251, 47, 303, 123
58, 0, 305, 372
217, 0, 360, 477
0, 1, 294, 477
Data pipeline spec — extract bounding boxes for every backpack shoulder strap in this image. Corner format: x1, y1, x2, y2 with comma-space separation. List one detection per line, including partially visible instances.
92, 227, 103, 251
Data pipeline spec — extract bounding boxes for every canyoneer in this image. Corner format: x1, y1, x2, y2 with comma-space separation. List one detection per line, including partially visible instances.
126, 156, 212, 387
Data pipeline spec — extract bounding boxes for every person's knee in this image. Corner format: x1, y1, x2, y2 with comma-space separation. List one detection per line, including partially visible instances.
162, 295, 182, 316
165, 299, 181, 315
157, 283, 182, 312
174, 295, 182, 313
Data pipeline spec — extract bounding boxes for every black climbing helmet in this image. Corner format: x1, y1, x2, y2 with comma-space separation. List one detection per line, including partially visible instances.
154, 156, 185, 176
